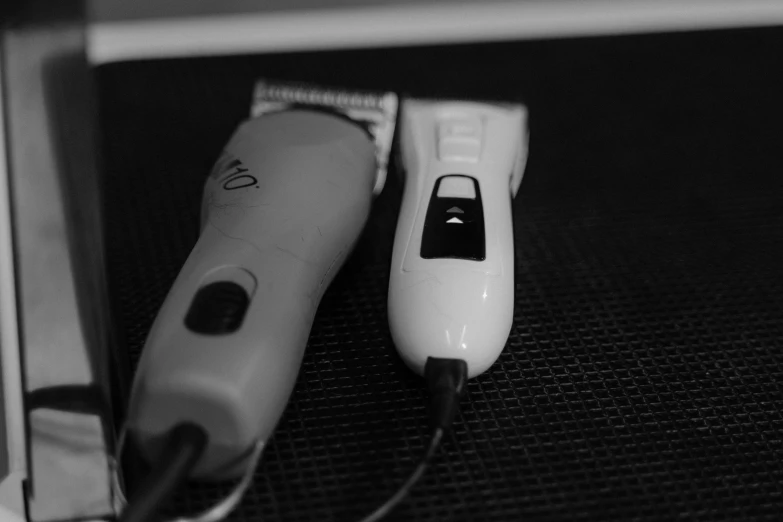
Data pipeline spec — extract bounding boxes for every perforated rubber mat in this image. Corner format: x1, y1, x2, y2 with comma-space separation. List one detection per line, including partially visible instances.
98, 27, 783, 521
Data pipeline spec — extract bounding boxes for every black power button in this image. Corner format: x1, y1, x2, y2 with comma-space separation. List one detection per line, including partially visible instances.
184, 281, 250, 334
420, 175, 485, 261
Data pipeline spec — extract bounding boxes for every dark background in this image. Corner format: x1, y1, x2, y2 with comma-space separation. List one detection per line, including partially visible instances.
98, 26, 783, 521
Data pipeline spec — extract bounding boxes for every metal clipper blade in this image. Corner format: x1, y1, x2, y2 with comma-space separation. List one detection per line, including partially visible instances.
251, 80, 398, 195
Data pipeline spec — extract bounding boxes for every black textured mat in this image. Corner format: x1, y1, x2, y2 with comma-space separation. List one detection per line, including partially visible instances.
98, 27, 783, 521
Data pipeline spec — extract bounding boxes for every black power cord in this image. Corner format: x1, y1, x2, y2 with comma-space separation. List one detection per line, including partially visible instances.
357, 428, 444, 522
119, 423, 208, 522
118, 357, 468, 522
357, 357, 469, 522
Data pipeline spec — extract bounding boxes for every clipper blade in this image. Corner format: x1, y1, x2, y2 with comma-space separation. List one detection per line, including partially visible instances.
252, 80, 398, 195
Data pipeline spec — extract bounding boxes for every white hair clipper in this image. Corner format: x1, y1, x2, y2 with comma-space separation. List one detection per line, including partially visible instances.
388, 99, 528, 379
124, 80, 397, 484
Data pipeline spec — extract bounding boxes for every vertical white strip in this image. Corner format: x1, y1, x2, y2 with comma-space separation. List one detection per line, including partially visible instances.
0, 38, 29, 519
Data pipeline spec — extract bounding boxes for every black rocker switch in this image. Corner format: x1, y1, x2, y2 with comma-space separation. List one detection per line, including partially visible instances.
185, 281, 250, 334
420, 175, 485, 261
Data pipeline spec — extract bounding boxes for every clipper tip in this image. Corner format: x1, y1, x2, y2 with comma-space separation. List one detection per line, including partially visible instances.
250, 79, 398, 196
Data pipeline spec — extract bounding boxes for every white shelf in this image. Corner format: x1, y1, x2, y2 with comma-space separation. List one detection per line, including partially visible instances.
88, 0, 783, 64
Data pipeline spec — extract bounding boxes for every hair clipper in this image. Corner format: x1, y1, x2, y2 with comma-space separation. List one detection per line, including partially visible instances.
125, 81, 398, 480
388, 99, 528, 379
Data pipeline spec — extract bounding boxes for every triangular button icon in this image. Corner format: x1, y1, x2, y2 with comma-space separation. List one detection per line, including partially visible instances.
446, 206, 464, 214
446, 217, 463, 224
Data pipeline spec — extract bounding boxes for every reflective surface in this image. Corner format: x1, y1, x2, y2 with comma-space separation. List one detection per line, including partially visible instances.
2, 1, 119, 519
